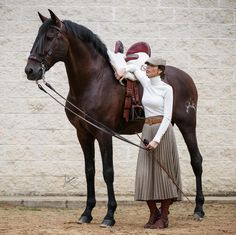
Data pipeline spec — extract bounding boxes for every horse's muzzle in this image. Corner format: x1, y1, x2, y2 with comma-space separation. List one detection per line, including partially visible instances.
25, 62, 43, 81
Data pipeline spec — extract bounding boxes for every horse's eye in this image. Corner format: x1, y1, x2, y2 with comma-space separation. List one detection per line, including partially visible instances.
46, 35, 54, 41
46, 33, 54, 41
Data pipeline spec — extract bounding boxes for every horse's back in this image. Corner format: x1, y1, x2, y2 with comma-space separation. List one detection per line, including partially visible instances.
165, 66, 197, 101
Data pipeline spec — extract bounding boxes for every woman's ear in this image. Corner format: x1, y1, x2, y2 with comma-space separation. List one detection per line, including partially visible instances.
157, 67, 162, 75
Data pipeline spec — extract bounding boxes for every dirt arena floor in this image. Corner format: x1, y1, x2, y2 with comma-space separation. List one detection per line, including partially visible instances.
0, 202, 235, 235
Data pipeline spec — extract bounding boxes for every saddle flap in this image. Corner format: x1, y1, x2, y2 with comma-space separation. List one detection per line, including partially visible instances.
123, 80, 144, 122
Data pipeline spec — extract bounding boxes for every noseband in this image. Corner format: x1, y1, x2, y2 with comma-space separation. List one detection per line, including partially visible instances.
28, 23, 65, 70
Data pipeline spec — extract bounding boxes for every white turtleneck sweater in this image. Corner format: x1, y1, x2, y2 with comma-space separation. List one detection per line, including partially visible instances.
126, 64, 173, 143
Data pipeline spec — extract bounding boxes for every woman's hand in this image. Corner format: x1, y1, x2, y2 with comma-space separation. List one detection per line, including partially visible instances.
146, 141, 159, 151
114, 68, 126, 80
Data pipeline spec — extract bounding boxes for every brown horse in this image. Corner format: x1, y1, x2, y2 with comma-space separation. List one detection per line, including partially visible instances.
25, 10, 204, 227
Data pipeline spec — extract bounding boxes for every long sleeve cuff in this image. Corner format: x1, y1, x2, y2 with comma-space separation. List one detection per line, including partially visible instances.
153, 117, 171, 143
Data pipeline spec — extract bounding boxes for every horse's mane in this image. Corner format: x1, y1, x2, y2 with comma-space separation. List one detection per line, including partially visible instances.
63, 20, 109, 62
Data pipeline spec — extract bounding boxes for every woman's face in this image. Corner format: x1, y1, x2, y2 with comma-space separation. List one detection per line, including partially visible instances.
145, 64, 162, 78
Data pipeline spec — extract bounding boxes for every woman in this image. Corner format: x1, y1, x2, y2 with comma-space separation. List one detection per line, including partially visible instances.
116, 57, 182, 229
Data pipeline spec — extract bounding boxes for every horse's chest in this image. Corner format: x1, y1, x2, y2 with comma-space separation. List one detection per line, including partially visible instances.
65, 108, 81, 128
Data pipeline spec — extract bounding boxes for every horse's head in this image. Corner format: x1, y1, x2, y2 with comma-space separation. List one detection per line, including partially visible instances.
25, 10, 69, 81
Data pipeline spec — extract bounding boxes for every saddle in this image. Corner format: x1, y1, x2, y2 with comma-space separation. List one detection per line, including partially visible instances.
114, 41, 151, 122
114, 40, 151, 61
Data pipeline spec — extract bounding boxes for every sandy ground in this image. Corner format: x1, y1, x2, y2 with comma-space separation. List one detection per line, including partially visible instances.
0, 202, 235, 235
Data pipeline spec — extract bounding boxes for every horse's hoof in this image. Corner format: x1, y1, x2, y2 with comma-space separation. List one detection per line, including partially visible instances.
77, 215, 93, 224
100, 219, 115, 228
193, 212, 204, 221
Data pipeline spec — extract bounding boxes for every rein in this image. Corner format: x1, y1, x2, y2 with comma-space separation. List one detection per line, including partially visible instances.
37, 64, 147, 151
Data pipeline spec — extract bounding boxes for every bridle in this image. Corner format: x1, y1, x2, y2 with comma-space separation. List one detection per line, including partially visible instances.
28, 23, 65, 70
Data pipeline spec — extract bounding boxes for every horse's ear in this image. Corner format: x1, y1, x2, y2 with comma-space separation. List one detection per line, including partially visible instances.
38, 12, 48, 23
48, 9, 61, 27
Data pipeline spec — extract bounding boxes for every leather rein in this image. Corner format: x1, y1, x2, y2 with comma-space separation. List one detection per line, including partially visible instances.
37, 64, 147, 150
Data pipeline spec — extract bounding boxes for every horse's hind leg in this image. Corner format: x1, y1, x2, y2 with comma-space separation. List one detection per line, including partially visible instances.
76, 130, 96, 224
97, 133, 117, 227
177, 121, 205, 219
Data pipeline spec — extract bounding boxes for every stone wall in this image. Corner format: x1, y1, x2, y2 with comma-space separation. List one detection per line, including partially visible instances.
0, 0, 235, 197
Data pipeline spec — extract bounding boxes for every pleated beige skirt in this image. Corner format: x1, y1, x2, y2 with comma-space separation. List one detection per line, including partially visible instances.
135, 123, 182, 201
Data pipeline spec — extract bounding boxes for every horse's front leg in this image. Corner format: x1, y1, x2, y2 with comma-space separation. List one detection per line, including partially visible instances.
77, 130, 96, 224
97, 133, 117, 227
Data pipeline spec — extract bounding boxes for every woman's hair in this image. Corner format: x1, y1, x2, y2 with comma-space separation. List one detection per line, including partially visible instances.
158, 65, 165, 79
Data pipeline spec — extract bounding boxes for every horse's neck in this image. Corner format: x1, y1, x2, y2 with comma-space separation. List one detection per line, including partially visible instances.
65, 41, 110, 99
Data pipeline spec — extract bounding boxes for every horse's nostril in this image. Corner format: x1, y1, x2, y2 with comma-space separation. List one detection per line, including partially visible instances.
28, 68, 33, 74
25, 66, 33, 75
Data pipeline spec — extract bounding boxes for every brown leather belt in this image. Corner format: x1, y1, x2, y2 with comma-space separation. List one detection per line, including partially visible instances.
145, 116, 163, 125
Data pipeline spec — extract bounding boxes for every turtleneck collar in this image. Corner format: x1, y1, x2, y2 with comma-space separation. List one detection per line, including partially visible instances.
150, 75, 161, 86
